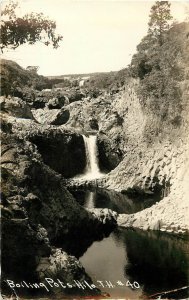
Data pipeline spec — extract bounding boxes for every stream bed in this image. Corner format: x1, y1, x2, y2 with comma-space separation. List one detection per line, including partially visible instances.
70, 188, 189, 299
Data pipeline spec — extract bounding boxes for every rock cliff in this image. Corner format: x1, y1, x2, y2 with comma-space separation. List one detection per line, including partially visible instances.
102, 79, 189, 234
1, 96, 116, 297
65, 60, 189, 236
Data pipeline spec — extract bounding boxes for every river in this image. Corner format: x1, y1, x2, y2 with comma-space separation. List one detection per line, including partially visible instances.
69, 134, 189, 299
70, 188, 189, 299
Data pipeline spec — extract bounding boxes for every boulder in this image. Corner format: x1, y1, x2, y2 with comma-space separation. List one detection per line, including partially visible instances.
68, 91, 85, 103
32, 96, 47, 108
50, 108, 70, 125
0, 96, 34, 119
37, 249, 100, 296
28, 128, 86, 178
32, 108, 59, 124
32, 108, 69, 125
88, 208, 118, 227
48, 95, 66, 109
97, 133, 122, 171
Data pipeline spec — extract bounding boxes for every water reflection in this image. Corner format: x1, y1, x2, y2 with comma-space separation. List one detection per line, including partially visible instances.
80, 228, 189, 299
70, 187, 160, 214
70, 188, 189, 298
123, 230, 189, 298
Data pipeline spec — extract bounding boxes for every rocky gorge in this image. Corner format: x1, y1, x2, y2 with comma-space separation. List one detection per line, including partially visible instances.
65, 76, 189, 235
1, 20, 189, 299
1, 95, 117, 298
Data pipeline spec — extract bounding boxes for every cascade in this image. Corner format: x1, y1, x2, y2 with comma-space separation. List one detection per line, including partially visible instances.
82, 135, 104, 180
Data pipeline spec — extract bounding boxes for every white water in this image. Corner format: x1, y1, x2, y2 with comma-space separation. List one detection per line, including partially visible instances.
80, 135, 104, 180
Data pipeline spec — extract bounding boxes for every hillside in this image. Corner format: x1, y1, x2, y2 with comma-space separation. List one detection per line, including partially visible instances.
48, 69, 128, 90
48, 71, 116, 79
0, 59, 52, 95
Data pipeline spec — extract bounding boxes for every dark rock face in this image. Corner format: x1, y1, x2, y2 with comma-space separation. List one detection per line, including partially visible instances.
1, 218, 51, 283
32, 96, 47, 109
68, 90, 85, 103
97, 133, 122, 171
89, 118, 99, 130
1, 137, 52, 284
60, 206, 117, 258
29, 130, 86, 178
1, 88, 122, 298
25, 89, 67, 109
1, 129, 116, 296
47, 95, 66, 109
50, 108, 70, 125
37, 249, 101, 297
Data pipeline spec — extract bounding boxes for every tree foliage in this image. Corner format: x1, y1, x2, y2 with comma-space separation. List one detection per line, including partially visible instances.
148, 1, 173, 45
129, 2, 173, 80
1, 59, 53, 96
84, 69, 129, 92
0, 1, 63, 51
26, 66, 39, 74
129, 20, 189, 124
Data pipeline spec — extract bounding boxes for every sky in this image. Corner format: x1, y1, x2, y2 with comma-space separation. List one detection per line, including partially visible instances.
1, 0, 188, 76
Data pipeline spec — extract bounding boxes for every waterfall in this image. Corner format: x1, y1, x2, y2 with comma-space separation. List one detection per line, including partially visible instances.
81, 134, 104, 180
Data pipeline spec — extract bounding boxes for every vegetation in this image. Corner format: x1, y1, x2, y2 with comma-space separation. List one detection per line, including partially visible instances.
0, 59, 52, 96
84, 68, 129, 92
0, 1, 63, 96
50, 78, 72, 88
0, 1, 63, 52
129, 1, 189, 124
148, 1, 173, 45
48, 69, 129, 92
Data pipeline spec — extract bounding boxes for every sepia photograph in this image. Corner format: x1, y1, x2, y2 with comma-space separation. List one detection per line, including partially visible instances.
1, 0, 189, 299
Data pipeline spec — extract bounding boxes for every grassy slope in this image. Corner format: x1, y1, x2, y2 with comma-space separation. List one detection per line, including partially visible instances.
0, 59, 51, 95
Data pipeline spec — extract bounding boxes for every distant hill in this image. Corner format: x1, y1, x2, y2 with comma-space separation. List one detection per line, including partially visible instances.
0, 58, 129, 96
48, 69, 129, 90
47, 71, 117, 80
0, 59, 52, 96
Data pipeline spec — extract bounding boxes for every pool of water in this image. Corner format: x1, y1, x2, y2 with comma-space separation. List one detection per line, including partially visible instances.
70, 188, 189, 299
70, 187, 160, 214
80, 228, 189, 299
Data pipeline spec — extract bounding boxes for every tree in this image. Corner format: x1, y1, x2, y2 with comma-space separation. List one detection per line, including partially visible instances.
0, 1, 63, 52
129, 34, 158, 79
26, 66, 39, 74
148, 1, 173, 45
